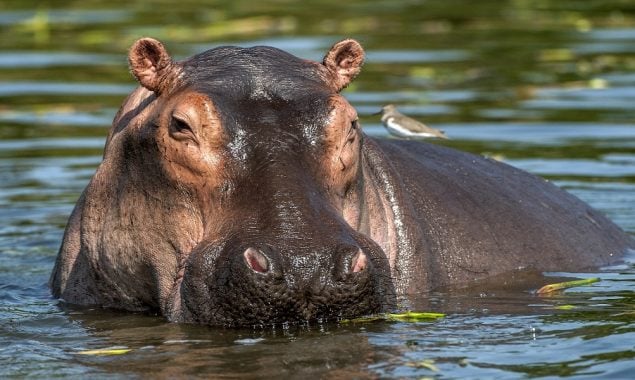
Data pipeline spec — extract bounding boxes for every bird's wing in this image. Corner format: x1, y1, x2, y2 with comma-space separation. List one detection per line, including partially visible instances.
400, 116, 448, 138
398, 116, 438, 133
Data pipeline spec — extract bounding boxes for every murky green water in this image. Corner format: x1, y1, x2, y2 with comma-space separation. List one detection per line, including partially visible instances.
1, 0, 634, 378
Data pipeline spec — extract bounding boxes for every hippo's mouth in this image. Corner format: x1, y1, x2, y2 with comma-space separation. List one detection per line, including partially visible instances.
173, 242, 391, 326
207, 273, 385, 326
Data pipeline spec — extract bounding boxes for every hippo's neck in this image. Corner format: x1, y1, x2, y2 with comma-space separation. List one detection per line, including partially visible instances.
346, 138, 433, 296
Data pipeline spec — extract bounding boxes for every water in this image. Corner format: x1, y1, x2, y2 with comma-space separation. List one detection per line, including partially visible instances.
1, 0, 634, 378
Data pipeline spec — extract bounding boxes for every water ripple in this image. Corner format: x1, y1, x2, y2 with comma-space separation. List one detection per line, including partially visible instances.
365, 49, 470, 63
0, 109, 114, 126
0, 52, 120, 68
0, 81, 133, 96
0, 9, 132, 26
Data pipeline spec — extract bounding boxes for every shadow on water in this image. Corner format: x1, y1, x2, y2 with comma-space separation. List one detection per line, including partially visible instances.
1, 0, 635, 378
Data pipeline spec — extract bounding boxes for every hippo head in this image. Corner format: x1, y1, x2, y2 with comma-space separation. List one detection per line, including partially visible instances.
53, 38, 395, 326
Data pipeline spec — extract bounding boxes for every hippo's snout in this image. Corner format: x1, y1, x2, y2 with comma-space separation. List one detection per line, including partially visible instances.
243, 245, 368, 277
179, 240, 385, 326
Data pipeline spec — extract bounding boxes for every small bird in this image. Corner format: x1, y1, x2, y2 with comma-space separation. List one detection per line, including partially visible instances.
378, 104, 448, 139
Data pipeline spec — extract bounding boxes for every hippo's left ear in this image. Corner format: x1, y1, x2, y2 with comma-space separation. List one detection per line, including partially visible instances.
128, 38, 181, 95
323, 39, 365, 92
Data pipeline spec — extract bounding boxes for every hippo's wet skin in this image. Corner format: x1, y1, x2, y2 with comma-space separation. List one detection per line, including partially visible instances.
50, 38, 635, 326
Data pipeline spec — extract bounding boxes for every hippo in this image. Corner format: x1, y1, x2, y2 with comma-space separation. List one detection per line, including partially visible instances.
50, 37, 635, 326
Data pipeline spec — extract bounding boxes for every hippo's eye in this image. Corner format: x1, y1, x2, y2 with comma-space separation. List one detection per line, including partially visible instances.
345, 119, 359, 144
173, 116, 192, 133
170, 115, 198, 144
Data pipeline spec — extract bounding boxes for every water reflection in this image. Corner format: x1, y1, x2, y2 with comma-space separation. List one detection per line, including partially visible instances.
64, 309, 380, 378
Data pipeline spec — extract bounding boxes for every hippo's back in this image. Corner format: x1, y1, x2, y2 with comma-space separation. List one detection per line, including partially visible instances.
375, 139, 634, 288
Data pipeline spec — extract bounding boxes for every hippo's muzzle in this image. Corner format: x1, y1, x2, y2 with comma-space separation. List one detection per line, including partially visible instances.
177, 236, 389, 326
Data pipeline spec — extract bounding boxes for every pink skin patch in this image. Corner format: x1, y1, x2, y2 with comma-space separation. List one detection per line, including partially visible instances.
244, 247, 269, 273
351, 250, 368, 273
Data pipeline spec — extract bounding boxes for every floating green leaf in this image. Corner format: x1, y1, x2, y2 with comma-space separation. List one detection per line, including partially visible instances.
387, 311, 445, 322
537, 277, 600, 295
77, 348, 132, 356
341, 311, 445, 324
553, 304, 577, 310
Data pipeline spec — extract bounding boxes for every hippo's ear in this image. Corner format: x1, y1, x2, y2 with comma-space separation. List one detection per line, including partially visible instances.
128, 38, 179, 94
323, 39, 365, 92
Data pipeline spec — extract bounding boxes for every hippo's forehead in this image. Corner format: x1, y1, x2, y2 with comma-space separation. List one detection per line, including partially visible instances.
180, 46, 333, 128
183, 46, 331, 103
183, 46, 329, 97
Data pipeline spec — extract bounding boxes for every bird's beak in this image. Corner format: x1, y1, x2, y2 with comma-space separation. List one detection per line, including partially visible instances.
372, 110, 382, 115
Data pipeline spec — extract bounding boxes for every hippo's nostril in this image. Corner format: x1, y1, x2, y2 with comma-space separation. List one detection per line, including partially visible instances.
244, 247, 269, 274
350, 249, 368, 273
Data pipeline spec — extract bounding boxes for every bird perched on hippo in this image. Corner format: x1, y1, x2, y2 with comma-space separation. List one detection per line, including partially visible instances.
50, 37, 635, 326
379, 104, 448, 140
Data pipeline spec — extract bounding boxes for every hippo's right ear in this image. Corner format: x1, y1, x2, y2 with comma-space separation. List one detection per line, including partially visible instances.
323, 39, 365, 92
128, 38, 180, 94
